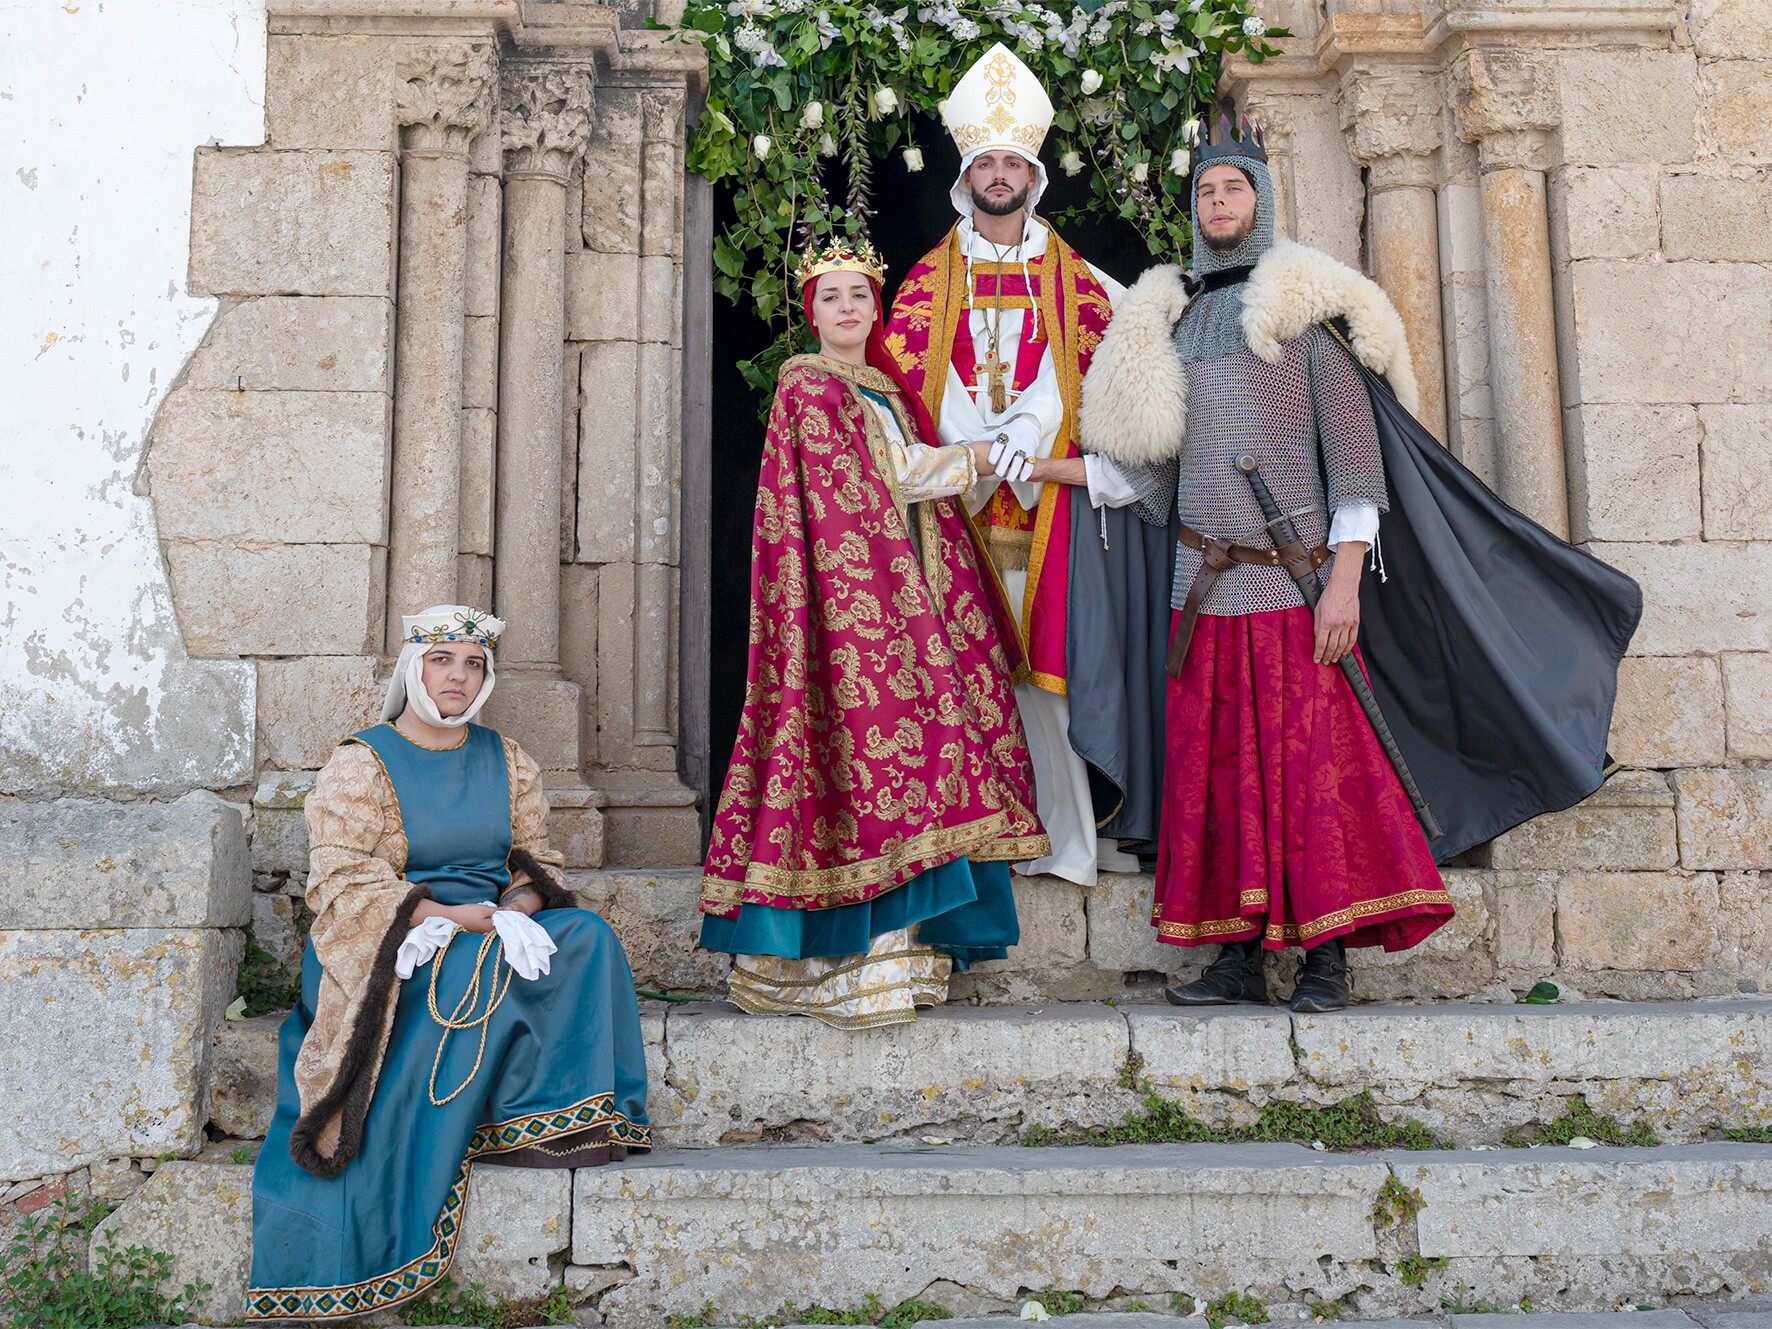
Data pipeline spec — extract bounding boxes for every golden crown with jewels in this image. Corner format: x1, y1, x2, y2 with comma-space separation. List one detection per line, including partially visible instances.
795, 236, 886, 289
402, 606, 505, 650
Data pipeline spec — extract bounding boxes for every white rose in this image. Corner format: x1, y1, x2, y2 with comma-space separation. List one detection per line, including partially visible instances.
1131, 160, 1149, 183
819, 131, 838, 157
1059, 149, 1084, 175
874, 85, 900, 114
800, 100, 825, 129
1170, 147, 1191, 174
752, 133, 772, 160
1079, 68, 1103, 94
904, 146, 925, 172
1242, 14, 1266, 35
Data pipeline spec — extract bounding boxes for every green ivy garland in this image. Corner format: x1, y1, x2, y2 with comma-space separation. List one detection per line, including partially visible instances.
672, 0, 1285, 390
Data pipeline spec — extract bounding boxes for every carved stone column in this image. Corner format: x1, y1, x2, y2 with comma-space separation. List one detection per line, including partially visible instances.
1453, 48, 1570, 538
1341, 67, 1449, 444
385, 44, 496, 646
488, 59, 594, 771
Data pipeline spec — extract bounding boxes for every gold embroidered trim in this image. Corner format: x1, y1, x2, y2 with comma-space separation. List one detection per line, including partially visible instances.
1154, 887, 1455, 943
384, 723, 468, 753
731, 946, 943, 991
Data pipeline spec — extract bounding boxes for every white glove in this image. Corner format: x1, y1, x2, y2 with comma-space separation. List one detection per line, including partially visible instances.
986, 415, 1040, 484
492, 907, 558, 981
395, 915, 459, 980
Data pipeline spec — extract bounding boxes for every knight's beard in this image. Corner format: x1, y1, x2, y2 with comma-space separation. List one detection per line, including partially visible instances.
971, 183, 1030, 218
1203, 212, 1257, 251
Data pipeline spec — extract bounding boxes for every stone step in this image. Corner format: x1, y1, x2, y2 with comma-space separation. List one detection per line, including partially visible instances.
920, 1315, 1765, 1329
96, 1145, 1772, 1329
209, 997, 1772, 1152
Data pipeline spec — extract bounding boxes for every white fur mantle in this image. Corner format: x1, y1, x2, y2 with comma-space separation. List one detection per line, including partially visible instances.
1078, 239, 1420, 467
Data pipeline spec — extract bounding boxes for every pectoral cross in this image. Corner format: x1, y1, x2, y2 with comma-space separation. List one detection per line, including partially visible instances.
979, 350, 1010, 414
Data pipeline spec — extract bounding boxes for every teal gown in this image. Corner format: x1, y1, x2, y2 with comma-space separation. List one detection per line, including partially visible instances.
247, 724, 650, 1322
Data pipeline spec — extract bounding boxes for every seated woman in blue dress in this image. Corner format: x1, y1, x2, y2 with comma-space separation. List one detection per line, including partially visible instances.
247, 605, 650, 1323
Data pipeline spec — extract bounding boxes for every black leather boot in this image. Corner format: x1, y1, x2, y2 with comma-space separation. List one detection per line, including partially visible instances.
1165, 938, 1267, 1006
1289, 938, 1352, 1012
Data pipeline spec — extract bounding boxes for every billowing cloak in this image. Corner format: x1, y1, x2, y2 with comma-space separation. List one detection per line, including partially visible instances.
701, 354, 1048, 919
1081, 244, 1641, 866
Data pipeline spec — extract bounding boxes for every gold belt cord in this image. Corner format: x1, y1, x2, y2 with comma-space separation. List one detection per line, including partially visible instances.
426, 930, 514, 1106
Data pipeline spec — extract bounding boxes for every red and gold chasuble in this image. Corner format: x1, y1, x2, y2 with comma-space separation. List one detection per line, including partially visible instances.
884, 222, 1112, 695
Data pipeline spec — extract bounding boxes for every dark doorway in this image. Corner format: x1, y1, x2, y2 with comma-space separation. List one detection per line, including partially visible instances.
707, 110, 1161, 802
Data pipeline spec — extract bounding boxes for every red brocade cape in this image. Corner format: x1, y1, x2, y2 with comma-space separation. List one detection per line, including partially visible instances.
884, 222, 1113, 696
700, 355, 1048, 919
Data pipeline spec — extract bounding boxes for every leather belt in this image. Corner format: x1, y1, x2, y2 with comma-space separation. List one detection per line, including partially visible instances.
1166, 523, 1331, 678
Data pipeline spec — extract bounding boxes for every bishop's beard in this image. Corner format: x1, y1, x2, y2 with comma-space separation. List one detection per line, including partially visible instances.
971, 184, 1031, 218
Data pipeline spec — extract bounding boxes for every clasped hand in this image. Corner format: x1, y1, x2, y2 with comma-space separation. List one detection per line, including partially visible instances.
398, 894, 557, 980
966, 416, 1039, 484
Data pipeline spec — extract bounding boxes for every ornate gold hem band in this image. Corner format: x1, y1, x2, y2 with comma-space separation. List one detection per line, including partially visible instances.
1153, 887, 1454, 944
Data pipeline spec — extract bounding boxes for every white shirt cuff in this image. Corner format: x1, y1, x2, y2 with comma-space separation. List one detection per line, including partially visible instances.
1328, 502, 1379, 550
1084, 455, 1140, 510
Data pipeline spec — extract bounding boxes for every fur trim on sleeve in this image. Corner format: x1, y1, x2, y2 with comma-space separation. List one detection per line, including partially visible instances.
508, 845, 578, 912
1240, 239, 1420, 415
1079, 264, 1191, 467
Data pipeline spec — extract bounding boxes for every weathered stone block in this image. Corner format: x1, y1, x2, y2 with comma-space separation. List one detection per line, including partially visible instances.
166, 542, 384, 657
1699, 405, 1772, 540
148, 389, 390, 544
0, 792, 249, 929
1086, 873, 1174, 974
1723, 651, 1772, 760
1675, 768, 1772, 870
1403, 1145, 1772, 1258
0, 929, 241, 1181
1551, 166, 1661, 262
1608, 655, 1726, 768
461, 313, 499, 409
574, 1143, 1388, 1327
1557, 50, 1698, 166
479, 678, 581, 773
1129, 1008, 1295, 1103
460, 406, 498, 557
1556, 870, 1720, 969
191, 149, 396, 298
576, 341, 639, 564
91, 1163, 253, 1324
455, 1165, 572, 1300
210, 1013, 282, 1140
1660, 175, 1772, 262
465, 172, 502, 315
601, 801, 702, 869
265, 35, 396, 151
567, 869, 725, 995
1567, 261, 1772, 405
565, 249, 640, 342
253, 772, 316, 874
1699, 59, 1772, 163
1587, 542, 1772, 656
257, 655, 384, 770
1717, 872, 1772, 992
1489, 771, 1676, 871
184, 296, 392, 393
660, 1004, 1131, 1146
548, 799, 606, 870
1689, 0, 1772, 57
1353, 870, 1493, 1001
951, 875, 1093, 1000
1490, 872, 1556, 973
251, 891, 304, 974
1563, 404, 1700, 542
581, 87, 644, 253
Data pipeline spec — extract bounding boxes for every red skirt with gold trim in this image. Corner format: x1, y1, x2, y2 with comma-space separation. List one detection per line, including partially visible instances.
1153, 605, 1454, 952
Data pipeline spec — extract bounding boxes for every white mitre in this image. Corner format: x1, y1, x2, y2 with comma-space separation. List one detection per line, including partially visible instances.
942, 42, 1055, 220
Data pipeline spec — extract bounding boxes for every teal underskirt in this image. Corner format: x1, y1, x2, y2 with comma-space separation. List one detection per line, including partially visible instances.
698, 857, 1018, 970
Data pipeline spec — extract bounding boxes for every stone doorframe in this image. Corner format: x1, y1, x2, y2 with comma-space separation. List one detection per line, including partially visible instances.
147, 0, 710, 867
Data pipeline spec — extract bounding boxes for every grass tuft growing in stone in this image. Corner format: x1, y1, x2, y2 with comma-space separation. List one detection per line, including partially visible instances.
1022, 1089, 1444, 1150
1371, 1175, 1426, 1228
1724, 1125, 1772, 1142
665, 1294, 952, 1327
1205, 1291, 1269, 1328
235, 930, 301, 1018
2, 1193, 208, 1329
1396, 1255, 1449, 1287
1503, 1096, 1658, 1147
400, 1276, 573, 1328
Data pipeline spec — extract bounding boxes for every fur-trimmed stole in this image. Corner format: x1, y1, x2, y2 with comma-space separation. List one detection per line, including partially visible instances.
1078, 238, 1420, 467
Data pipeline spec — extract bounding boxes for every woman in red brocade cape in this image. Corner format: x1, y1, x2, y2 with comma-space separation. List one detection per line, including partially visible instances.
699, 248, 1047, 1028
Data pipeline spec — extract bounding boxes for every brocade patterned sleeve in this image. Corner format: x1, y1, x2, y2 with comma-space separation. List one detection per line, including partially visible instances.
1308, 326, 1389, 514
869, 397, 977, 503
303, 743, 415, 960
504, 739, 566, 892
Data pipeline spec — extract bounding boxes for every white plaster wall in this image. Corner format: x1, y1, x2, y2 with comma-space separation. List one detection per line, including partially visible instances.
0, 0, 267, 795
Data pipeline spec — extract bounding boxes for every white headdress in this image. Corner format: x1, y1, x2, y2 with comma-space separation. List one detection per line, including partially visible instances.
380, 605, 506, 730
942, 43, 1055, 220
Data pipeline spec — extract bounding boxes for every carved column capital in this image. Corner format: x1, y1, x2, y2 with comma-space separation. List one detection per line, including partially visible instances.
1339, 66, 1442, 188
1451, 48, 1559, 171
397, 42, 497, 156
501, 60, 596, 180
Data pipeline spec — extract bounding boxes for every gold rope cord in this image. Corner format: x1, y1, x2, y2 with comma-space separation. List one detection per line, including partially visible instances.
426, 930, 515, 1106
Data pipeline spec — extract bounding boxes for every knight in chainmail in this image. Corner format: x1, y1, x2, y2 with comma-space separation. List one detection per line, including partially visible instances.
1078, 120, 1457, 1013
